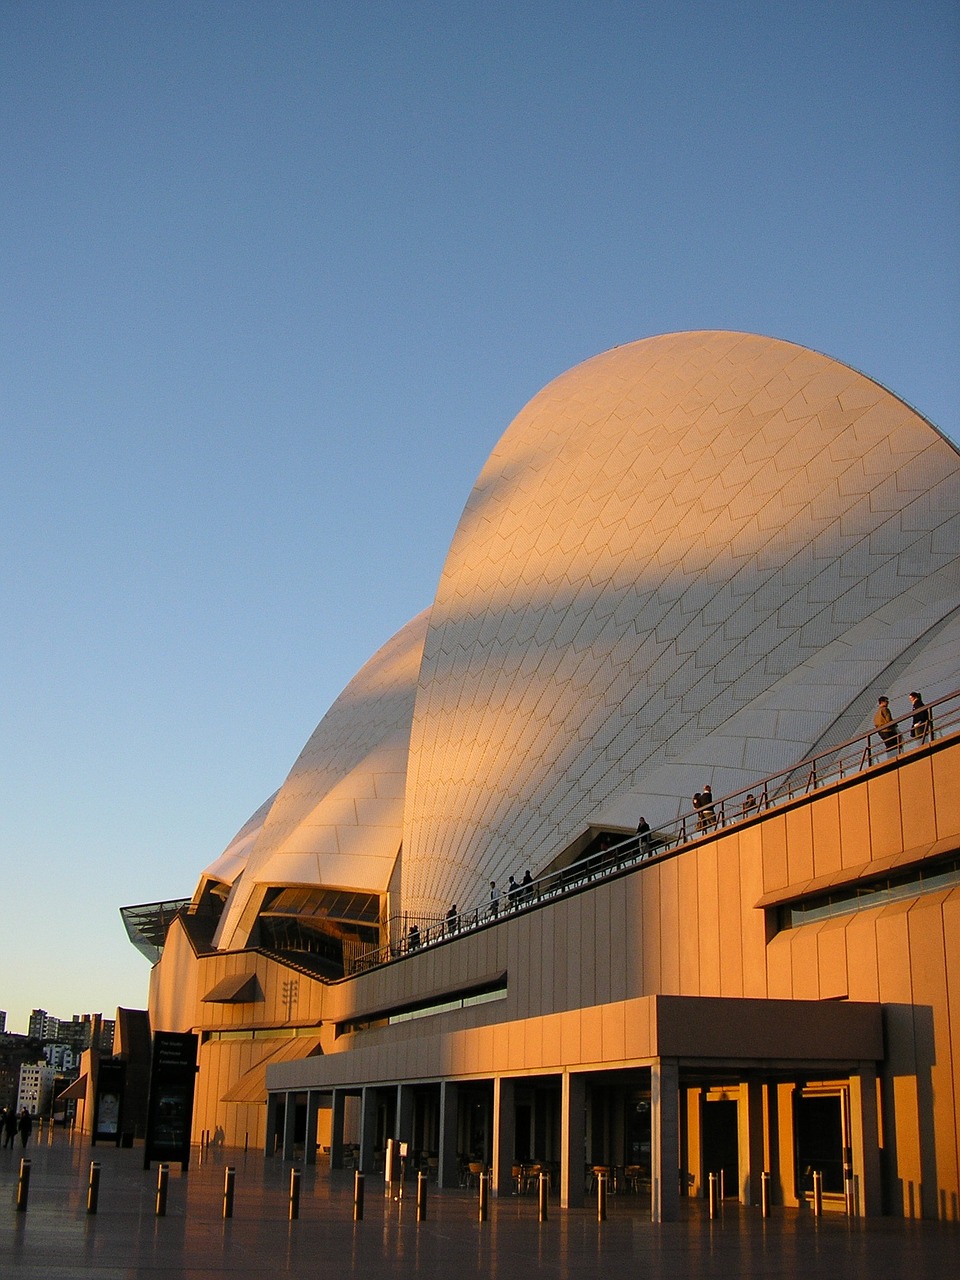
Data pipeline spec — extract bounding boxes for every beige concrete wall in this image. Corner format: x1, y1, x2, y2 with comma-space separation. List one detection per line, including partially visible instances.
309, 736, 959, 1219
149, 931, 334, 1149
151, 736, 959, 1216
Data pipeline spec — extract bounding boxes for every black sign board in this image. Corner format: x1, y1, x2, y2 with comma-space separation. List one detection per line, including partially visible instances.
143, 1031, 198, 1170
92, 1058, 126, 1146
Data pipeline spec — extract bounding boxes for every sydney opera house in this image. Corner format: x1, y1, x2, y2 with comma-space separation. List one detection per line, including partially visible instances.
126, 331, 960, 1220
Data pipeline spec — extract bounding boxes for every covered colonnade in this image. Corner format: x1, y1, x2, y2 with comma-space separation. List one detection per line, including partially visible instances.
266, 994, 883, 1220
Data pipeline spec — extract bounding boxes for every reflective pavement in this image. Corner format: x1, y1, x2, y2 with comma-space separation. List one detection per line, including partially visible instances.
1, 1135, 957, 1278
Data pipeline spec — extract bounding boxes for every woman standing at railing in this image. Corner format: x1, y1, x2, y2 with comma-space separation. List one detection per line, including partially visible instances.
910, 692, 931, 742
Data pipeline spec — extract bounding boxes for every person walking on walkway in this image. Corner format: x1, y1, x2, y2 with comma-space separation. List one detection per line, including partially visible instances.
2, 1107, 16, 1148
18, 1108, 32, 1149
699, 785, 716, 829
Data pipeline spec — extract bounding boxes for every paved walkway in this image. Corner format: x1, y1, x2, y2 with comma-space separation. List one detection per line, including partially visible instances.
1, 1135, 957, 1278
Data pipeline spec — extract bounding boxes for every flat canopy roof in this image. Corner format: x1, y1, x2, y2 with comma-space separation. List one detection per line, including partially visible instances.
266, 993, 884, 1094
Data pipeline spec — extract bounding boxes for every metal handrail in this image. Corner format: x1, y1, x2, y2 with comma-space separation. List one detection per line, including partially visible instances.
348, 686, 959, 974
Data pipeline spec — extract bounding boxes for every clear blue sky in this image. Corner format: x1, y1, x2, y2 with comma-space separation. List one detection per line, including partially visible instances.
1, 2, 957, 1034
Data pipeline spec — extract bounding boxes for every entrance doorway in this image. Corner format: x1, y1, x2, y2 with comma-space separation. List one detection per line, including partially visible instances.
795, 1091, 845, 1196
702, 1098, 738, 1198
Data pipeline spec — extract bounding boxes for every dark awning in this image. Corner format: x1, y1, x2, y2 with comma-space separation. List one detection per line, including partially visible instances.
202, 972, 262, 1004
56, 1074, 88, 1101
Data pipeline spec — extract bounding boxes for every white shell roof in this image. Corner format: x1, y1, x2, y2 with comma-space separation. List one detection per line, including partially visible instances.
400, 331, 960, 918
215, 609, 429, 951
201, 791, 278, 889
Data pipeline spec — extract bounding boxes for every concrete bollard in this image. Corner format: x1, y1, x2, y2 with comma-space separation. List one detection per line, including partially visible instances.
812, 1170, 823, 1217
289, 1167, 301, 1220
843, 1147, 855, 1216
353, 1170, 365, 1221
708, 1171, 719, 1219
384, 1138, 396, 1197
16, 1159, 31, 1212
597, 1171, 607, 1221
223, 1166, 236, 1219
87, 1161, 101, 1215
538, 1171, 549, 1222
416, 1170, 427, 1222
156, 1163, 169, 1217
478, 1171, 489, 1222
760, 1170, 771, 1218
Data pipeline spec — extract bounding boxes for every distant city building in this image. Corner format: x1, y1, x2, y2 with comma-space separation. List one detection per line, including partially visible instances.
0, 1011, 6, 1033
28, 1008, 58, 1040
42, 1042, 81, 1075
26, 1010, 116, 1055
17, 1060, 56, 1116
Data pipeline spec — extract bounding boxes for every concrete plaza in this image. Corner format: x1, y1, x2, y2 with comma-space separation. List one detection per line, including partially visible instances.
1, 1135, 957, 1279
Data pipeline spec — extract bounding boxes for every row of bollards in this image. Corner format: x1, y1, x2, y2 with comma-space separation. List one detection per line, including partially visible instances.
707, 1167, 830, 1219
709, 1169, 775, 1219
11, 1156, 831, 1224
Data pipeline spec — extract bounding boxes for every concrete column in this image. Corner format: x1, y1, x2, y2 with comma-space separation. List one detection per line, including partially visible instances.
330, 1089, 346, 1170
560, 1071, 586, 1209
437, 1081, 460, 1189
738, 1080, 765, 1205
651, 1058, 679, 1222
612, 1089, 626, 1166
684, 1087, 703, 1198
304, 1091, 320, 1166
397, 1083, 416, 1148
359, 1087, 378, 1174
491, 1077, 516, 1197
776, 1083, 798, 1206
281, 1091, 297, 1160
849, 1063, 882, 1216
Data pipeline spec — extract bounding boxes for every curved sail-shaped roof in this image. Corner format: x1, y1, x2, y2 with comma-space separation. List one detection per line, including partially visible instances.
201, 790, 278, 890
215, 609, 429, 950
400, 331, 960, 918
